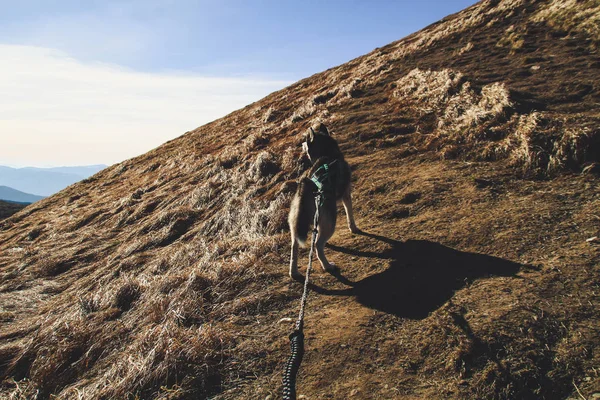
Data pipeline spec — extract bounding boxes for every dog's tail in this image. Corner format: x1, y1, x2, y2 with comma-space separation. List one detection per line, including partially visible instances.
289, 178, 317, 247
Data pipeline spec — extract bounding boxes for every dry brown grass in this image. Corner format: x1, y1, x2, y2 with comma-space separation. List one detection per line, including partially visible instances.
455, 41, 474, 56
496, 26, 525, 52
385, 0, 526, 60
394, 68, 466, 112
0, 201, 27, 221
393, 67, 600, 175
0, 127, 299, 398
532, 0, 600, 43
1, 0, 599, 399
289, 101, 316, 123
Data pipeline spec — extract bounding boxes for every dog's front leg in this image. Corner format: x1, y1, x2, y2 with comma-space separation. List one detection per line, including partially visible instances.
342, 185, 359, 233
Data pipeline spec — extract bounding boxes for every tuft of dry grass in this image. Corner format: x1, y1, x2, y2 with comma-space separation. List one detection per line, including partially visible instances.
549, 126, 596, 171
456, 41, 474, 56
289, 101, 316, 123
532, 0, 600, 43
393, 68, 600, 175
394, 68, 466, 112
438, 81, 512, 134
501, 114, 600, 174
249, 151, 280, 181
202, 193, 289, 244
496, 25, 525, 52
43, 320, 235, 399
334, 78, 363, 103
262, 106, 278, 123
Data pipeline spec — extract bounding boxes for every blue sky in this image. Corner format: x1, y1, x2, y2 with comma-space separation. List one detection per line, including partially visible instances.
0, 0, 477, 167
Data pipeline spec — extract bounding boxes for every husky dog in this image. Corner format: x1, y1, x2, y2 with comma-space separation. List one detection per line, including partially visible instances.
288, 123, 358, 279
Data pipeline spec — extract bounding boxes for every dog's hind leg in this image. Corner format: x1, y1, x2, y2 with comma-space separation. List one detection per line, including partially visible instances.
287, 181, 314, 280
289, 234, 301, 279
342, 184, 359, 233
315, 211, 336, 272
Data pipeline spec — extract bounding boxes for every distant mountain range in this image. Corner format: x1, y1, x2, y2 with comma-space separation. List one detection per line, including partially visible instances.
0, 185, 45, 204
0, 164, 107, 197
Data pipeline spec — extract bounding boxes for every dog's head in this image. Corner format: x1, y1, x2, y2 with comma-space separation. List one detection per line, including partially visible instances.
302, 123, 341, 162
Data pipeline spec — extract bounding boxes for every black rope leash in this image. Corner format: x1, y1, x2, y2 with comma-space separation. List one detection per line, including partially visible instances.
283, 192, 321, 400
282, 329, 304, 400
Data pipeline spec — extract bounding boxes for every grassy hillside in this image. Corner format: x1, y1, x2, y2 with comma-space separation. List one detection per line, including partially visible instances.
0, 200, 27, 221
1, 0, 599, 399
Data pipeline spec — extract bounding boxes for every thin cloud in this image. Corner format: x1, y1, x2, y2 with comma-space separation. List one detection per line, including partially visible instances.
0, 45, 291, 167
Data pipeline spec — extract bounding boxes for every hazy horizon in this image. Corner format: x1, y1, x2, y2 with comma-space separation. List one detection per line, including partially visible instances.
0, 163, 109, 169
0, 164, 108, 196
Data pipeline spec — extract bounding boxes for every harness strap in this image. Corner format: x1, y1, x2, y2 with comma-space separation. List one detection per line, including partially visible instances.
309, 159, 339, 195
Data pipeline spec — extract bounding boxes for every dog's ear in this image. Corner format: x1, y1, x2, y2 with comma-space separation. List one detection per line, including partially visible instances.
317, 123, 330, 136
301, 128, 312, 144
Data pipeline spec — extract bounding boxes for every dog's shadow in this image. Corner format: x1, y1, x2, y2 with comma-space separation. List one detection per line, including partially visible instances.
309, 231, 523, 320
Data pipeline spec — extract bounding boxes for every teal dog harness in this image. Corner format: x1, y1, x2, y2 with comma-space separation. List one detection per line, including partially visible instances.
310, 160, 339, 204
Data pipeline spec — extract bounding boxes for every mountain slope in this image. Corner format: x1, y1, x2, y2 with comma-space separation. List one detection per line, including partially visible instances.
0, 200, 27, 220
1, 0, 599, 399
0, 186, 45, 203
0, 165, 107, 197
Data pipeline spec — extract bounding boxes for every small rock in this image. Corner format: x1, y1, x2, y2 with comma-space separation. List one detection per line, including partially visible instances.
278, 317, 293, 324
584, 376, 592, 382
590, 393, 600, 399
265, 395, 273, 400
